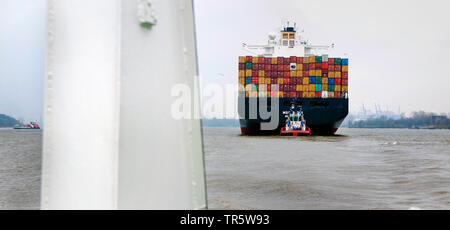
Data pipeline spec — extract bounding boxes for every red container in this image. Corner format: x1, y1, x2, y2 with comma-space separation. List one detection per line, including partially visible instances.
308, 63, 314, 70
289, 56, 296, 63
298, 77, 303, 83
323, 69, 328, 75
271, 77, 277, 84
266, 58, 271, 65
283, 65, 289, 71
252, 77, 258, 84
277, 57, 283, 64
289, 92, 296, 98
272, 64, 277, 70
342, 79, 348, 85
303, 64, 309, 71
279, 85, 284, 92
322, 62, 328, 70
334, 92, 341, 98
259, 64, 264, 70
277, 71, 283, 78
292, 78, 297, 84
277, 65, 283, 71
328, 58, 334, 65
252, 70, 258, 77
284, 72, 290, 78
291, 85, 296, 91
296, 92, 303, 98
334, 65, 341, 71
303, 71, 309, 77
246, 56, 252, 63
342, 72, 348, 78
335, 78, 341, 85
264, 64, 270, 71
284, 78, 290, 84
267, 84, 271, 91
259, 57, 266, 64
297, 57, 303, 64
265, 71, 271, 78
328, 64, 334, 71
316, 63, 322, 69
315, 92, 322, 98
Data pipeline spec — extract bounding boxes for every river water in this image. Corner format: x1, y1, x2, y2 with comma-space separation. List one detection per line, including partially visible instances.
0, 128, 449, 209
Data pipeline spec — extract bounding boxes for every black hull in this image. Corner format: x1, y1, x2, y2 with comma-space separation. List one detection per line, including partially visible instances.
238, 97, 348, 136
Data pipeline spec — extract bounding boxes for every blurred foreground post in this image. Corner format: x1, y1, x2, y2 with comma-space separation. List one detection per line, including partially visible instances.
42, 0, 206, 210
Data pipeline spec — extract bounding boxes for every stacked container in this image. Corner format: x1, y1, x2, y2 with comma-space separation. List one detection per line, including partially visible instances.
239, 55, 348, 98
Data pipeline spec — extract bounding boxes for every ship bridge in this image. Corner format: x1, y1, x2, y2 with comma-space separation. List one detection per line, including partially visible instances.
244, 22, 332, 57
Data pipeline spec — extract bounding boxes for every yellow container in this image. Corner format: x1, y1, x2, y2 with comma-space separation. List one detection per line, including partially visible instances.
336, 72, 341, 78
239, 70, 245, 77
265, 78, 271, 84
239, 56, 245, 64
239, 77, 245, 85
309, 70, 315, 76
303, 77, 309, 85
317, 69, 322, 76
279, 92, 284, 98
296, 85, 302, 91
303, 57, 309, 64
310, 56, 316, 63
322, 84, 328, 91
342, 66, 349, 72
277, 78, 284, 84
246, 70, 252, 77
258, 77, 265, 84
297, 71, 303, 77
342, 86, 348, 92
335, 85, 341, 92
290, 71, 297, 77
322, 78, 328, 84
271, 57, 278, 65
329, 71, 335, 78
252, 57, 259, 64
258, 70, 265, 77
297, 64, 303, 71
245, 91, 249, 97
309, 84, 315, 92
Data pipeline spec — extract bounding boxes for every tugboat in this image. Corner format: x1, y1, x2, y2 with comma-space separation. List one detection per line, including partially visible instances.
14, 122, 41, 130
280, 102, 311, 136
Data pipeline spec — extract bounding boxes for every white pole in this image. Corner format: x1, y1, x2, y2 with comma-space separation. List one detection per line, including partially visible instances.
41, 0, 206, 210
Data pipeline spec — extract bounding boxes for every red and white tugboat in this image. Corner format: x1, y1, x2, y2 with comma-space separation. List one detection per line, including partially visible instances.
14, 122, 41, 130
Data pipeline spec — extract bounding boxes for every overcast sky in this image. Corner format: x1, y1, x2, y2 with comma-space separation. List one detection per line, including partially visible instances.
0, 0, 449, 122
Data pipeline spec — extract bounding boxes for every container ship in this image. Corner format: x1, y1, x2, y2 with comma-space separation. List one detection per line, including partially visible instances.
238, 22, 349, 135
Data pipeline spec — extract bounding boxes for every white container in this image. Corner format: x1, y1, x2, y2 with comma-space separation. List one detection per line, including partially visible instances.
321, 91, 328, 98
290, 63, 297, 71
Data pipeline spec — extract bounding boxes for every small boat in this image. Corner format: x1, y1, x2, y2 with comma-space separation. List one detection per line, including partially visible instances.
14, 122, 40, 130
280, 126, 311, 136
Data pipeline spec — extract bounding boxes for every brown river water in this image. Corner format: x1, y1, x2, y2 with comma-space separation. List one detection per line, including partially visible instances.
0, 128, 449, 209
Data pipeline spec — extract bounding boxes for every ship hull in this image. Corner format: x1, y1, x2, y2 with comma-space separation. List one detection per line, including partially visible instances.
239, 97, 348, 136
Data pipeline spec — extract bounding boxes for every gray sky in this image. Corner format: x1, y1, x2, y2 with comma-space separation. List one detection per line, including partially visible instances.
0, 0, 449, 123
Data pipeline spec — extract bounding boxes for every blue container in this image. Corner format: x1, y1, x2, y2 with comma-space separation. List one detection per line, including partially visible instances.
245, 77, 252, 84
329, 78, 335, 85
309, 76, 315, 84
342, 58, 349, 65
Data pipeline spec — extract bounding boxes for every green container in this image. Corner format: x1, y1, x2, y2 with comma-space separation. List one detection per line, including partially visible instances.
315, 56, 322, 63
252, 84, 258, 91
334, 58, 342, 65
316, 77, 322, 83
328, 85, 335, 92
246, 63, 252, 69
315, 84, 322, 92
